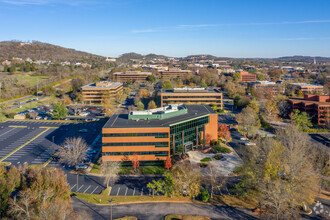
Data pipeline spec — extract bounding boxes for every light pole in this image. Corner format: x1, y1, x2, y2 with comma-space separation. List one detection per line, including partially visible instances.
76, 173, 79, 193
108, 198, 115, 220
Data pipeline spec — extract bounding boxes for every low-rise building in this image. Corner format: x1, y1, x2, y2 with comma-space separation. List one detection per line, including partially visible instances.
160, 68, 192, 80
239, 71, 257, 83
247, 81, 285, 95
102, 104, 218, 164
287, 83, 324, 94
113, 71, 152, 83
159, 87, 223, 110
288, 94, 330, 125
81, 81, 123, 104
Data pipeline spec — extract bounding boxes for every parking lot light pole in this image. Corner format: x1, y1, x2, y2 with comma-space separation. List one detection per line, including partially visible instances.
108, 198, 115, 220
77, 173, 79, 193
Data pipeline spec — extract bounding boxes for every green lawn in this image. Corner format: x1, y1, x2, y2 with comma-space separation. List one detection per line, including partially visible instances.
17, 74, 49, 86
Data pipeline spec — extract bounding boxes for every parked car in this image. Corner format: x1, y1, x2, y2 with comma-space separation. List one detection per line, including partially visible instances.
240, 137, 248, 141
87, 150, 97, 154
244, 142, 256, 146
76, 164, 88, 169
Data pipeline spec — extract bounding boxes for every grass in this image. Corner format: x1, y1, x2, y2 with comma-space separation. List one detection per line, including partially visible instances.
10, 96, 56, 114
165, 215, 210, 220
200, 157, 211, 162
214, 146, 232, 153
17, 74, 49, 86
90, 164, 101, 174
75, 188, 191, 205
0, 162, 11, 166
119, 166, 166, 175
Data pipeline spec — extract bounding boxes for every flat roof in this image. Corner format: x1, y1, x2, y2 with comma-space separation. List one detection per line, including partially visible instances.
103, 105, 216, 128
113, 71, 152, 75
81, 81, 122, 89
289, 97, 330, 105
289, 83, 323, 87
160, 87, 222, 94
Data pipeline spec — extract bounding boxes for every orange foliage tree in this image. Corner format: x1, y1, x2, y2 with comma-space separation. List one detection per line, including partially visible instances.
165, 156, 172, 170
218, 124, 232, 143
132, 153, 140, 172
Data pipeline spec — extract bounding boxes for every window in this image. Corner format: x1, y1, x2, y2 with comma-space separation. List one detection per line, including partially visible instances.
102, 142, 169, 148
103, 151, 168, 157
103, 132, 168, 138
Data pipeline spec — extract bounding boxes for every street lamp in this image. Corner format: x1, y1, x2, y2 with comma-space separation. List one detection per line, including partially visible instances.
108, 198, 115, 220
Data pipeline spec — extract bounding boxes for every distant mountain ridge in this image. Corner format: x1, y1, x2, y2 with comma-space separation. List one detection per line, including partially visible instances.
0, 41, 105, 62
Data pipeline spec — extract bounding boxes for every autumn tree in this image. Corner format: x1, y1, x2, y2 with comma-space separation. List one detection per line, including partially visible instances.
148, 100, 157, 110
59, 137, 89, 167
101, 161, 121, 188
218, 124, 232, 143
136, 101, 144, 111
132, 153, 139, 172
291, 109, 312, 132
102, 95, 115, 116
52, 102, 68, 119
165, 156, 172, 170
236, 106, 261, 137
162, 80, 173, 89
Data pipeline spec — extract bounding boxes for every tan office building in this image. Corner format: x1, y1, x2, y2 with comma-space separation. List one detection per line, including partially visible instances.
159, 87, 223, 110
287, 83, 324, 94
160, 68, 192, 79
247, 81, 285, 95
113, 71, 152, 83
81, 81, 123, 104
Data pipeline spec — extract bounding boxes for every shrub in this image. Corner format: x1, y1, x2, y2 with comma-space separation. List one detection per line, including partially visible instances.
214, 154, 222, 160
200, 189, 210, 202
200, 157, 211, 162
200, 162, 208, 168
214, 146, 231, 153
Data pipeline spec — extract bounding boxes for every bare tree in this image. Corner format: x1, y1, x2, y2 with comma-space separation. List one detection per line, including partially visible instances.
236, 106, 261, 137
101, 161, 121, 188
8, 191, 35, 219
204, 163, 225, 198
59, 137, 88, 167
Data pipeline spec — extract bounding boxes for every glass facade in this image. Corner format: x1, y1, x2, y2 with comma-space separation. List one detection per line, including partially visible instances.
170, 116, 209, 152
103, 132, 168, 138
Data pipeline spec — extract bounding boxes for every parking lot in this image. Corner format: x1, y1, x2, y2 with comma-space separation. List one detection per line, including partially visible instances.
0, 120, 105, 166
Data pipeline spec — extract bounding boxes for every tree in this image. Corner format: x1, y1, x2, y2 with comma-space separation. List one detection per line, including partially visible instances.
233, 72, 241, 82
59, 137, 88, 167
218, 124, 231, 143
234, 95, 250, 109
211, 104, 217, 111
205, 163, 225, 199
147, 179, 165, 198
62, 95, 72, 106
297, 89, 304, 97
101, 161, 121, 188
102, 96, 114, 116
247, 98, 259, 113
71, 78, 83, 92
200, 80, 207, 88
162, 80, 173, 89
147, 75, 156, 83
52, 103, 68, 119
136, 101, 144, 111
257, 73, 264, 81
291, 109, 312, 132
131, 153, 139, 172
165, 156, 172, 170
277, 100, 291, 119
236, 106, 261, 137
262, 99, 279, 121
147, 100, 157, 110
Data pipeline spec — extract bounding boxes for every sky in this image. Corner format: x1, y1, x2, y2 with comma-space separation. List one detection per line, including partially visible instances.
0, 0, 330, 58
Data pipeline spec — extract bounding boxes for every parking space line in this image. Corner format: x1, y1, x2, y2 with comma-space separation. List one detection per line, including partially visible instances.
0, 127, 17, 137
141, 188, 143, 196
71, 184, 76, 190
117, 187, 120, 196
91, 186, 98, 194
0, 128, 50, 162
125, 187, 128, 196
77, 185, 84, 192
133, 188, 135, 196
83, 185, 91, 193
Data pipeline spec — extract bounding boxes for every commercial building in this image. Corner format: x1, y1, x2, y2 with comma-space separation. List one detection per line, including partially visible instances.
288, 94, 330, 125
102, 104, 218, 163
247, 81, 285, 95
239, 71, 257, 83
159, 87, 223, 110
287, 83, 324, 94
113, 71, 152, 83
160, 68, 192, 79
81, 81, 123, 104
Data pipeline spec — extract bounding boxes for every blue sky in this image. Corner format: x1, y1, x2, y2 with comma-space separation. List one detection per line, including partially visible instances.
0, 0, 330, 58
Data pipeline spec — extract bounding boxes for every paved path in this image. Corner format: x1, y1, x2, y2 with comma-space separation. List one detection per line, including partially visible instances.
72, 197, 257, 220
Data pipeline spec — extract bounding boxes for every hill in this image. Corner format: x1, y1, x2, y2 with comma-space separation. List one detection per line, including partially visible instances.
0, 41, 105, 62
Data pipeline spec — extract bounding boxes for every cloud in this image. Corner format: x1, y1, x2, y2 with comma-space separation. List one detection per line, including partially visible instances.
132, 20, 330, 33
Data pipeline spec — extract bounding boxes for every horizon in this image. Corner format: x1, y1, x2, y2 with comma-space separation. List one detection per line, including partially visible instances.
0, 0, 329, 58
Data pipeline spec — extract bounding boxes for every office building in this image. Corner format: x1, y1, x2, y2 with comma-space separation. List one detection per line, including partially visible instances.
287, 83, 324, 94
247, 81, 285, 95
160, 68, 192, 79
81, 81, 123, 104
159, 87, 223, 110
288, 94, 330, 125
239, 71, 257, 83
113, 71, 152, 83
102, 104, 218, 163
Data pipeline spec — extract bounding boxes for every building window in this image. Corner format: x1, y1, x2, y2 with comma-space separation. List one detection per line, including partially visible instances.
102, 133, 168, 138
102, 142, 169, 148
103, 151, 169, 157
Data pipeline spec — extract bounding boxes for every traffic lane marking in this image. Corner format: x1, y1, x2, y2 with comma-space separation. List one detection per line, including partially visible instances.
0, 127, 17, 138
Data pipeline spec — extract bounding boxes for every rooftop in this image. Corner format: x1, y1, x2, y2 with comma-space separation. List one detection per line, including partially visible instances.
160, 87, 222, 93
289, 83, 323, 87
129, 104, 187, 120
289, 97, 330, 105
103, 105, 216, 128
81, 81, 122, 89
113, 71, 152, 75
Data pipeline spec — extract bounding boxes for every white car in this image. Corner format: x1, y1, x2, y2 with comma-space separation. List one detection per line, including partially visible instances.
240, 137, 248, 141
244, 142, 256, 146
79, 112, 90, 116
76, 164, 88, 169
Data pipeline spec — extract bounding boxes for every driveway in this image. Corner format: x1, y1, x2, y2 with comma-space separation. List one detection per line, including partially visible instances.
72, 197, 257, 220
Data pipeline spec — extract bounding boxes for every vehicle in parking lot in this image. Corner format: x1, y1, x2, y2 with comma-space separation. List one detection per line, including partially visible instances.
244, 142, 256, 146
87, 150, 97, 154
76, 164, 88, 169
79, 112, 90, 116
240, 137, 248, 141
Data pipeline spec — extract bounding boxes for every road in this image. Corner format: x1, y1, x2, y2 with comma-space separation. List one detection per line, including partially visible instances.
72, 197, 257, 220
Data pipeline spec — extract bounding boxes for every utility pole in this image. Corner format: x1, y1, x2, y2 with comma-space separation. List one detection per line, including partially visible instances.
77, 173, 79, 193
37, 78, 39, 100
108, 199, 115, 220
